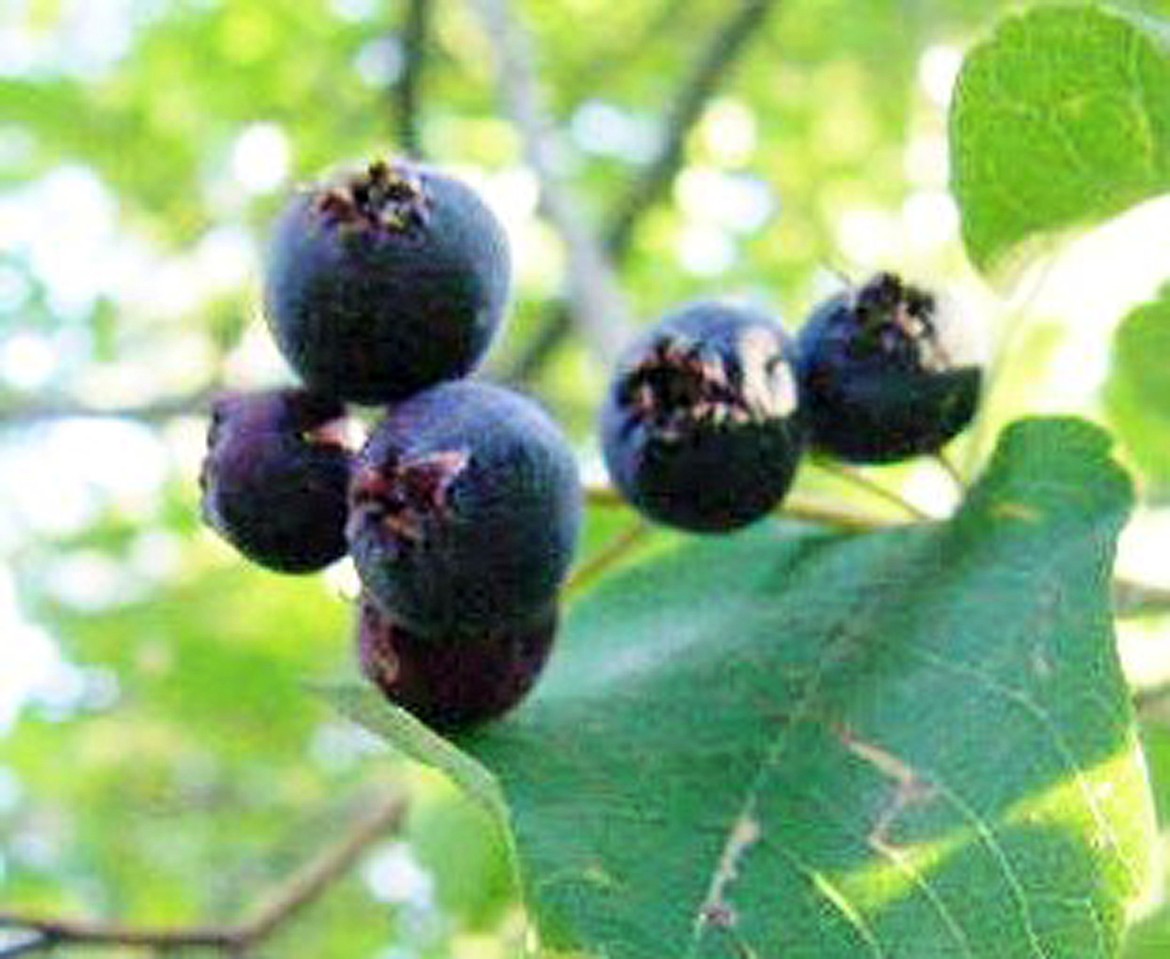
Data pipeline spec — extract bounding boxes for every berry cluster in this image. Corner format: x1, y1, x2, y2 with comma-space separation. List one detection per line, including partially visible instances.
200, 159, 582, 731
601, 273, 983, 531
200, 155, 983, 732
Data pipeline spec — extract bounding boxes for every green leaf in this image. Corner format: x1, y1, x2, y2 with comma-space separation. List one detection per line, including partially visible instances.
1122, 722, 1170, 958
1106, 288, 1170, 500
322, 682, 510, 831
951, 5, 1170, 275
337, 418, 1154, 958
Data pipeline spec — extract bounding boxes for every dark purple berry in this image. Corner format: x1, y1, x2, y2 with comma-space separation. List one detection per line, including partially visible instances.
200, 389, 352, 573
600, 301, 804, 533
796, 272, 983, 464
264, 159, 511, 404
357, 595, 556, 731
347, 381, 581, 638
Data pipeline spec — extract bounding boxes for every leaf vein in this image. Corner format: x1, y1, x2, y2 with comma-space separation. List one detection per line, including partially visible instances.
803, 783, 976, 959
912, 649, 1143, 894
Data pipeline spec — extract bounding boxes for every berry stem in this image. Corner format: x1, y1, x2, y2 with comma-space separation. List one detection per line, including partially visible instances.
959, 253, 1057, 478
582, 485, 1167, 621
775, 496, 901, 533
933, 451, 968, 493
583, 485, 903, 533
807, 460, 936, 521
1133, 677, 1170, 719
565, 520, 653, 597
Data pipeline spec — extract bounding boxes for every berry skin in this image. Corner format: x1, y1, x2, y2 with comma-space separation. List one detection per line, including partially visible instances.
795, 272, 983, 464
347, 381, 582, 638
265, 159, 511, 404
599, 301, 804, 533
200, 389, 352, 574
357, 595, 556, 731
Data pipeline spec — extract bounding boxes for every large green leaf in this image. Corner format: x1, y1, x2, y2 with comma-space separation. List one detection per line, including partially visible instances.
1106, 288, 1170, 499
951, 5, 1170, 275
334, 418, 1155, 958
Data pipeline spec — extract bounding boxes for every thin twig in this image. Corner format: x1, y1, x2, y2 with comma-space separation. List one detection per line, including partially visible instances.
1114, 578, 1170, 619
774, 496, 900, 533
565, 520, 652, 596
583, 486, 1168, 615
0, 917, 229, 952
1134, 679, 1170, 722
234, 793, 405, 944
0, 793, 406, 955
604, 0, 775, 260
394, 0, 432, 158
505, 0, 780, 382
469, 0, 633, 365
558, 0, 702, 104
583, 485, 902, 533
809, 459, 935, 522
933, 451, 967, 493
1134, 680, 1170, 718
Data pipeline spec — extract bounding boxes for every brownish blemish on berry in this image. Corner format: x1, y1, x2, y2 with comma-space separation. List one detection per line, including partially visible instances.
851, 272, 954, 372
349, 450, 470, 548
619, 333, 783, 442
358, 599, 401, 685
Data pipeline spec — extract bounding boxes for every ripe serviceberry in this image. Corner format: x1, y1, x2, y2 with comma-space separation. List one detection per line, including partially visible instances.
265, 159, 510, 403
796, 272, 983, 463
200, 389, 352, 573
348, 381, 581, 637
600, 301, 804, 532
357, 595, 556, 731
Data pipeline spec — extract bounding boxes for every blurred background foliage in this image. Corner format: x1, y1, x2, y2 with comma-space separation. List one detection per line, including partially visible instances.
3, 0, 1170, 956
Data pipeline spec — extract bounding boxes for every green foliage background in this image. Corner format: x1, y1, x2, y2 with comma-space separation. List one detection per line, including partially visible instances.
3, 0, 1170, 956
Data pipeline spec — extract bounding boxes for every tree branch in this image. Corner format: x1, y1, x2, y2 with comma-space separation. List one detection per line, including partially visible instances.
0, 389, 216, 426
0, 915, 230, 953
558, 0, 702, 105
394, 0, 432, 158
234, 793, 404, 944
469, 0, 633, 366
605, 0, 775, 260
0, 793, 406, 955
505, 0, 779, 383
